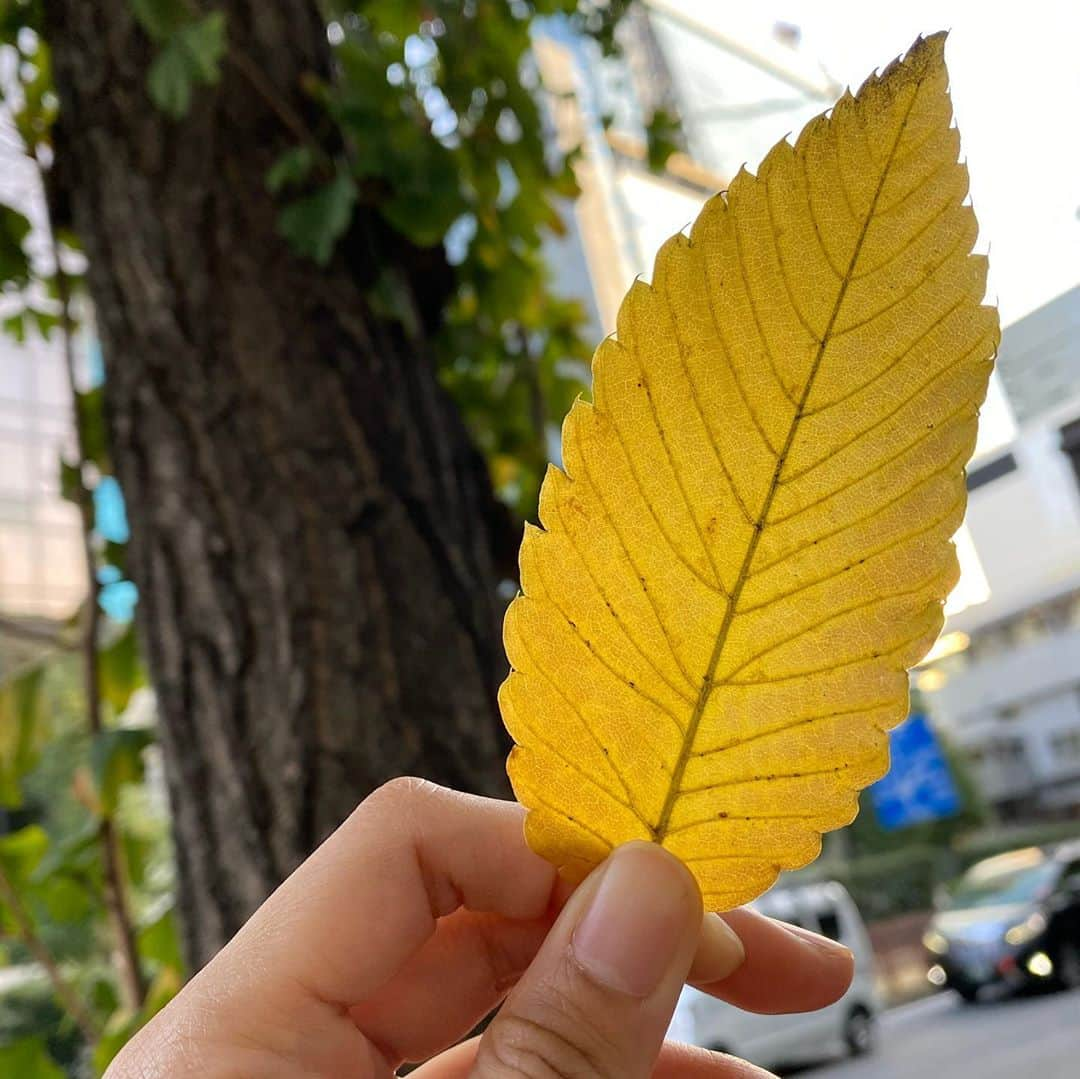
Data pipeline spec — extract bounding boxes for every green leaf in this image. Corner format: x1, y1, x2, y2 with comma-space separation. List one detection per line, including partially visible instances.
89, 728, 153, 816
99, 624, 145, 716
75, 386, 109, 470
92, 965, 182, 1072
40, 875, 91, 923
0, 203, 32, 287
27, 306, 60, 339
2, 310, 27, 343
31, 817, 101, 883
138, 907, 184, 972
0, 825, 49, 886
0, 668, 46, 809
146, 11, 227, 119
58, 458, 82, 504
266, 145, 315, 193
129, 0, 187, 40
104, 538, 129, 574
0, 1039, 64, 1079
644, 107, 681, 173
178, 12, 227, 82
277, 169, 357, 265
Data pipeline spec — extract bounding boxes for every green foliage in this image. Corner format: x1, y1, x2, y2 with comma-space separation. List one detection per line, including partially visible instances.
645, 107, 681, 172
0, 204, 32, 287
1, 305, 61, 344
98, 625, 144, 717
129, 0, 187, 39
137, 907, 183, 972
137, 5, 227, 119
0, 824, 49, 893
266, 145, 316, 193
0, 1036, 65, 1079
835, 845, 948, 921
0, 978, 82, 1072
0, 653, 176, 1068
277, 168, 359, 266
0, 667, 46, 808
89, 728, 152, 816
307, 1, 623, 515
58, 458, 81, 504
91, 958, 181, 1073
75, 387, 110, 472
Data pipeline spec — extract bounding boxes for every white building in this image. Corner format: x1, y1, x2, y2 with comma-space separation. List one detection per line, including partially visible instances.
918, 287, 1080, 819
0, 121, 86, 674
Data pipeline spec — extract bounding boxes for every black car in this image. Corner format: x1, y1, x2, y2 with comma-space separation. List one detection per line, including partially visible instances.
923, 842, 1080, 1003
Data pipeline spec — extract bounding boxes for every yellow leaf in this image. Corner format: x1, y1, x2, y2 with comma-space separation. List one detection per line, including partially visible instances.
500, 33, 998, 910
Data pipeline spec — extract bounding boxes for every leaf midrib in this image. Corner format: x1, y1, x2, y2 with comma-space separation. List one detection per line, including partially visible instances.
652, 81, 925, 845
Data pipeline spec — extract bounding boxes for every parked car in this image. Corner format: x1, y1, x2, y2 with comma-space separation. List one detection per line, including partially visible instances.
669, 882, 879, 1071
923, 842, 1080, 1002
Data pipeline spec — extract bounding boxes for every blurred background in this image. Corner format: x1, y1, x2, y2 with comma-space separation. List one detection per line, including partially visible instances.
0, 1, 1077, 1074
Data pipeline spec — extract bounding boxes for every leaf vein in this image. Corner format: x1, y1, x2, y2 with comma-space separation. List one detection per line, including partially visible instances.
770, 394, 978, 527
832, 227, 974, 338
689, 703, 895, 760
552, 491, 698, 699
659, 267, 756, 526
800, 295, 975, 420
752, 453, 969, 580
513, 635, 639, 804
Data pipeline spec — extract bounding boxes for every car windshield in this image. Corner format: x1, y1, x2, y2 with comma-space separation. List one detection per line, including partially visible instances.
946, 861, 1059, 909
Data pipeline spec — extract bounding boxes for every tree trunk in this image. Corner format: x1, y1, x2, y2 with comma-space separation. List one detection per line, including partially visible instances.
46, 1, 515, 971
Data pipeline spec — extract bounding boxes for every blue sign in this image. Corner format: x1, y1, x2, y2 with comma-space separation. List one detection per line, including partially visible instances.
870, 713, 959, 830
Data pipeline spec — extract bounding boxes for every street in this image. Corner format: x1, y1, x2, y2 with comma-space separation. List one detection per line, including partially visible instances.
804, 988, 1080, 1079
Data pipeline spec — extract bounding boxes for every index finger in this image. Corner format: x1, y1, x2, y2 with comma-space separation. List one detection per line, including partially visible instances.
221, 778, 559, 1005
696, 907, 855, 1013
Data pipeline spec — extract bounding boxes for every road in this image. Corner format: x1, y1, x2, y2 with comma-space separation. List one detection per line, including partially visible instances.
804, 987, 1080, 1079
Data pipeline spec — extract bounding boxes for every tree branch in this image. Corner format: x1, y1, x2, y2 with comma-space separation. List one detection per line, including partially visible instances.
0, 614, 78, 651
53, 241, 148, 1014
0, 859, 100, 1043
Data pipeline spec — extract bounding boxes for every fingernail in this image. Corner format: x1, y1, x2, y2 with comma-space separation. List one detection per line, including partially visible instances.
688, 913, 746, 984
571, 842, 698, 998
783, 921, 853, 961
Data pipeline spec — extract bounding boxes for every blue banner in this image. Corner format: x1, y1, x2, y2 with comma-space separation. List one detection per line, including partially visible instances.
870, 713, 960, 830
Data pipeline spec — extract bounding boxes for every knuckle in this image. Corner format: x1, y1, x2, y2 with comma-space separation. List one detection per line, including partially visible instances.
476, 969, 627, 1079
362, 775, 438, 813
478, 1014, 602, 1078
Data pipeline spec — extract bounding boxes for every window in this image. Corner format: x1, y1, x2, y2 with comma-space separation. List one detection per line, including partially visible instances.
817, 909, 841, 942
967, 452, 1018, 492
1050, 730, 1080, 760
1061, 418, 1080, 490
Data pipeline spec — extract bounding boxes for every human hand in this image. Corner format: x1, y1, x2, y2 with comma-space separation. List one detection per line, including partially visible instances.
107, 779, 854, 1077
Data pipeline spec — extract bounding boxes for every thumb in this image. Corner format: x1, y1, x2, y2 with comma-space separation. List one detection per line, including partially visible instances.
470, 841, 742, 1078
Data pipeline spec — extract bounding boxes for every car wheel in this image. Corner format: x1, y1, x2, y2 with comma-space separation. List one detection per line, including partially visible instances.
844, 1006, 875, 1057
956, 984, 980, 1004
1058, 940, 1080, 991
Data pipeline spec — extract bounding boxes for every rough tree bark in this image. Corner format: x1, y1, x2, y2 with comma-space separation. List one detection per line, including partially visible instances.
46, 1, 516, 970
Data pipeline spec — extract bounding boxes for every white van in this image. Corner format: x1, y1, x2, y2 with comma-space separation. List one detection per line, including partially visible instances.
669, 881, 880, 1071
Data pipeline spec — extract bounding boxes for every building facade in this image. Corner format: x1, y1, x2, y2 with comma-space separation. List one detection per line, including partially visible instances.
0, 131, 86, 673
919, 287, 1080, 820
